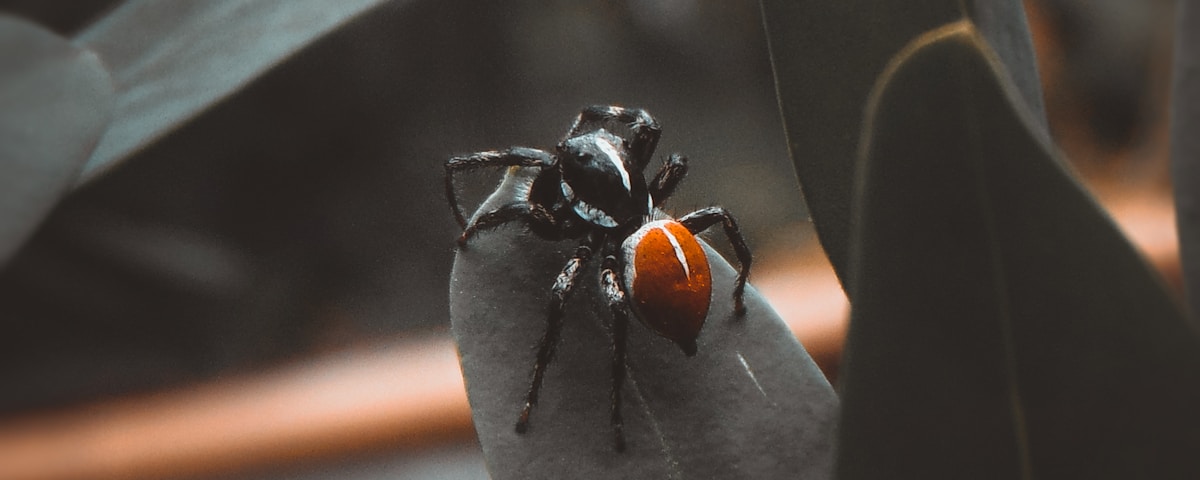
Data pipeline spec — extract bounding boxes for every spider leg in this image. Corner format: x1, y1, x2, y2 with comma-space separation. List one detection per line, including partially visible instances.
565, 106, 661, 169
457, 202, 554, 249
678, 207, 752, 315
445, 147, 554, 229
599, 254, 630, 452
648, 153, 688, 207
516, 234, 602, 434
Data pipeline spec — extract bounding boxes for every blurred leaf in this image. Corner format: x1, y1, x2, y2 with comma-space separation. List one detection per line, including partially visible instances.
0, 14, 113, 267
839, 22, 1200, 478
1173, 1, 1200, 316
450, 169, 838, 479
758, 0, 1045, 284
72, 0, 402, 184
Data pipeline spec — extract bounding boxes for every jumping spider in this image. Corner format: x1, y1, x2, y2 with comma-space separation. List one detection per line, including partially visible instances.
445, 105, 751, 451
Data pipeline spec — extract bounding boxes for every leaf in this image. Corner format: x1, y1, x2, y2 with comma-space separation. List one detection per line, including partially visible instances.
0, 14, 113, 267
449, 168, 838, 479
839, 22, 1200, 478
72, 0, 402, 184
1172, 1, 1200, 316
758, 0, 1045, 284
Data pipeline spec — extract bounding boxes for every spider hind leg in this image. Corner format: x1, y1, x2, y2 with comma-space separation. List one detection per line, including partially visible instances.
678, 207, 752, 315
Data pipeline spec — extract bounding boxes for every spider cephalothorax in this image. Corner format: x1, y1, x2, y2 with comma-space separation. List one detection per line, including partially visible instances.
445, 105, 751, 451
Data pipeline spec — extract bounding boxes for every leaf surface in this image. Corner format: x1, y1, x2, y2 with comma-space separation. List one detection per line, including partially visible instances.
758, 0, 1044, 283
1172, 1, 1200, 316
839, 22, 1200, 478
0, 15, 113, 266
73, 0, 401, 183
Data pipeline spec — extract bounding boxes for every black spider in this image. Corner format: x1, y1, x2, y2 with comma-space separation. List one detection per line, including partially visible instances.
445, 105, 751, 451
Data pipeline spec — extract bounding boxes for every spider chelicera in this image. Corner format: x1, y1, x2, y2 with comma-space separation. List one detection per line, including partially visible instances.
445, 105, 751, 451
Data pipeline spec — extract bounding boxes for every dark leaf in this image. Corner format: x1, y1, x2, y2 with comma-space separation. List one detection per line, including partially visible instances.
0, 14, 113, 267
1172, 1, 1200, 316
72, 0, 402, 184
758, 0, 1044, 284
839, 22, 1200, 478
449, 168, 838, 479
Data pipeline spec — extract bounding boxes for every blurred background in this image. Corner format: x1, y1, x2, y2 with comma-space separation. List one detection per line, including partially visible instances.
0, 0, 1180, 478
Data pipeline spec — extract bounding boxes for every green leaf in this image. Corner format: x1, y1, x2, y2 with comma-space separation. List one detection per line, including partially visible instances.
758, 0, 1044, 284
449, 168, 838, 479
0, 14, 113, 267
839, 22, 1200, 478
72, 0, 401, 184
1173, 1, 1200, 316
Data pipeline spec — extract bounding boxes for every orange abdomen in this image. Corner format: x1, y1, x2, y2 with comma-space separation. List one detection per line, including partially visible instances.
621, 220, 711, 355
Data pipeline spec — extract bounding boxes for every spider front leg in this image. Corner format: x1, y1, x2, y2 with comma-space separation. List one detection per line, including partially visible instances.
517, 234, 602, 434
457, 202, 554, 249
565, 106, 661, 169
600, 254, 631, 452
648, 153, 688, 207
445, 147, 553, 229
678, 207, 752, 315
